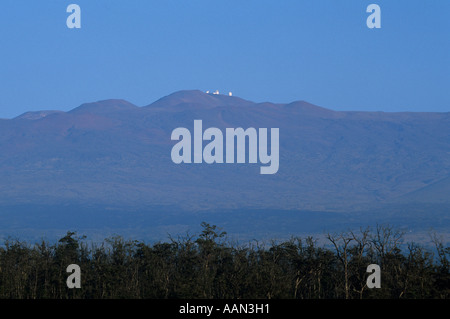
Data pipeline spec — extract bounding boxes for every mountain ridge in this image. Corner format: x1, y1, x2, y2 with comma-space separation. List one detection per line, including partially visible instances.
8, 90, 450, 120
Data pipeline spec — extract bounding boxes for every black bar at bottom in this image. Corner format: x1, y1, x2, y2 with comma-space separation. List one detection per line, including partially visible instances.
0, 299, 445, 317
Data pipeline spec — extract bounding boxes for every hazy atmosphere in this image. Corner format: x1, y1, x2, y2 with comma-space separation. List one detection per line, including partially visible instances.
0, 1, 448, 303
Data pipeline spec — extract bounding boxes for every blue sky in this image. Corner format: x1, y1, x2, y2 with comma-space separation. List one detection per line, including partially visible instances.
0, 0, 449, 118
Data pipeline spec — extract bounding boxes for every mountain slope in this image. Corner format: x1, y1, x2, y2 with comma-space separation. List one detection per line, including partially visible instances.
0, 90, 449, 210
0, 90, 449, 240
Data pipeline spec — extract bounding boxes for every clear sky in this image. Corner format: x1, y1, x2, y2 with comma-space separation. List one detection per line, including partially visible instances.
0, 0, 449, 118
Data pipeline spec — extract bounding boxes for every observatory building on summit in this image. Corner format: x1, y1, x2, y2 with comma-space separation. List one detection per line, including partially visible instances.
206, 90, 233, 96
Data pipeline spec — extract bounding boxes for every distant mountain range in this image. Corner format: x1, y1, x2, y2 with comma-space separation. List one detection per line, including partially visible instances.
1, 90, 449, 241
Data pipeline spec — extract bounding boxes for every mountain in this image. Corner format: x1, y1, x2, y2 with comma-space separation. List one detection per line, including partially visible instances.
0, 90, 449, 241
69, 99, 139, 115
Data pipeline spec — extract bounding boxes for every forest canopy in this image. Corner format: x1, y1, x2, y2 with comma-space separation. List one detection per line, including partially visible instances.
0, 223, 448, 299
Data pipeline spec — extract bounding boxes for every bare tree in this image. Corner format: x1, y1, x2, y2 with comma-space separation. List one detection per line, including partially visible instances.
326, 231, 354, 299
370, 224, 404, 262
350, 227, 371, 299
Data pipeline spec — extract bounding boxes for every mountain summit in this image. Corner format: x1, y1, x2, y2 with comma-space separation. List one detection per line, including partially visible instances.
146, 90, 256, 109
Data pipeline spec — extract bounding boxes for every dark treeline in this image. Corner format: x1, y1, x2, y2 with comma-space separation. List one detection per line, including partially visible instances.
0, 223, 448, 299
